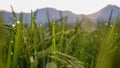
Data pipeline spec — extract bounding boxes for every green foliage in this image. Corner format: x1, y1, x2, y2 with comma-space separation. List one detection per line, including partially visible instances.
0, 14, 6, 68
0, 9, 120, 68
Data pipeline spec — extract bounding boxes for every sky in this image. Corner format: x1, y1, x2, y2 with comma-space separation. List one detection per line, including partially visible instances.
0, 0, 120, 14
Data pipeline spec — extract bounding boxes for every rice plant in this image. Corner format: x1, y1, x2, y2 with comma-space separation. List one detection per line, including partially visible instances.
0, 8, 120, 68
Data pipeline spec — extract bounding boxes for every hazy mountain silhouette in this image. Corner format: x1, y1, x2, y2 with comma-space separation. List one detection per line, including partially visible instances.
88, 5, 120, 22
0, 8, 83, 24
35, 7, 83, 24
0, 4, 120, 24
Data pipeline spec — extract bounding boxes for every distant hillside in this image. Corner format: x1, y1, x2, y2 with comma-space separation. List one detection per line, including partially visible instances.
0, 4, 120, 24
88, 5, 120, 23
0, 8, 83, 24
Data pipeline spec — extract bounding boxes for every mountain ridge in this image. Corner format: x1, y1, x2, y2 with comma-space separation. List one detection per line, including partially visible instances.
0, 4, 120, 24
88, 4, 120, 22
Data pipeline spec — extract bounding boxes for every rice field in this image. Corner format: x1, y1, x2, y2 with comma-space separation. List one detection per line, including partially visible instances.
0, 9, 120, 68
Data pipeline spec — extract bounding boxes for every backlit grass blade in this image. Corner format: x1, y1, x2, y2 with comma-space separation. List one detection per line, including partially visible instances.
59, 11, 65, 52
12, 20, 22, 68
95, 16, 118, 68
59, 22, 65, 52
52, 22, 56, 52
6, 34, 14, 68
11, 5, 17, 24
30, 10, 38, 68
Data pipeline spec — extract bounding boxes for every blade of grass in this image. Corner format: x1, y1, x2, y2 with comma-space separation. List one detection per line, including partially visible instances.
95, 16, 118, 68
12, 20, 22, 68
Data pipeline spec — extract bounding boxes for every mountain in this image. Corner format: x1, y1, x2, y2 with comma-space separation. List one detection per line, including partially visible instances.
0, 4, 120, 24
0, 11, 31, 24
35, 8, 83, 24
88, 5, 120, 23
0, 8, 83, 24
